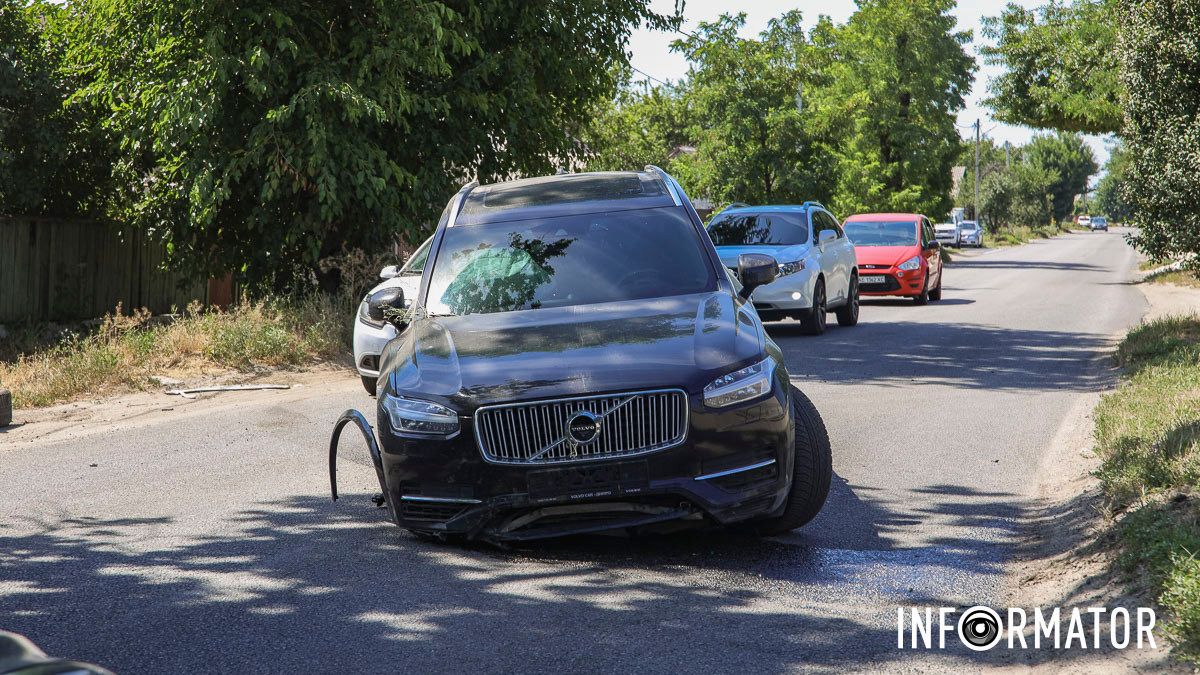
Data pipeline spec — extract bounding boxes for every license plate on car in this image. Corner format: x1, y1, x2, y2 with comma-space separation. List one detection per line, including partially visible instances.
861, 275, 886, 284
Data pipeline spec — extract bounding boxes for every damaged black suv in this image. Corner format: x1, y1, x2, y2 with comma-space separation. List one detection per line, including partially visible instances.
366, 168, 832, 542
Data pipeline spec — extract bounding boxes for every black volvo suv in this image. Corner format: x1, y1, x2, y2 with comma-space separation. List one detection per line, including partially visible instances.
365, 168, 832, 542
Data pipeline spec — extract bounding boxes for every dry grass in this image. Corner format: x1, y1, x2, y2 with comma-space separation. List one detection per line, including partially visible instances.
1146, 269, 1200, 288
0, 296, 353, 408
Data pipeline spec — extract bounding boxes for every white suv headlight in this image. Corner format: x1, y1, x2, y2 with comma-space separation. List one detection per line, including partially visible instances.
898, 255, 921, 271
777, 260, 805, 277
704, 358, 776, 408
382, 394, 460, 437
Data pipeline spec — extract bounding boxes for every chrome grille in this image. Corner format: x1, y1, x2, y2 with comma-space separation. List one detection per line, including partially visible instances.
473, 389, 689, 465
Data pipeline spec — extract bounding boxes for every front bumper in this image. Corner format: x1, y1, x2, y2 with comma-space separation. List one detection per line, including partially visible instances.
747, 267, 818, 317
376, 385, 794, 541
858, 265, 926, 297
352, 313, 398, 377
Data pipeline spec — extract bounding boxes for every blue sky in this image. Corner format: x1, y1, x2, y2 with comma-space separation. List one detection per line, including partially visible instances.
628, 0, 1112, 174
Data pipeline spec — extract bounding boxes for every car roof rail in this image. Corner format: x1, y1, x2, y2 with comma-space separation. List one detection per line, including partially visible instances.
724, 202, 752, 209
801, 201, 825, 211
643, 165, 683, 206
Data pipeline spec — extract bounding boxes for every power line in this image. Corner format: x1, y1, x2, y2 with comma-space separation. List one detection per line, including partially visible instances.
630, 66, 671, 88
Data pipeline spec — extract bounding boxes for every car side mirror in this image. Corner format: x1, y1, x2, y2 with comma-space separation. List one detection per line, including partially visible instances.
379, 265, 401, 280
818, 230, 837, 246
924, 240, 941, 251
737, 253, 778, 300
366, 287, 407, 328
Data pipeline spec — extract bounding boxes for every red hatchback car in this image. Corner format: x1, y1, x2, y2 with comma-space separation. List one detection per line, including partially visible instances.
842, 213, 943, 304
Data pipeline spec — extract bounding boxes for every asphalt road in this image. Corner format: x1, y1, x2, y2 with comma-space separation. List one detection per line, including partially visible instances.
1, 230, 1147, 673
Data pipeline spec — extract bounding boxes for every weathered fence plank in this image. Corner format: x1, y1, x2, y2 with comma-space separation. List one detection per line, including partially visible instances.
0, 218, 207, 322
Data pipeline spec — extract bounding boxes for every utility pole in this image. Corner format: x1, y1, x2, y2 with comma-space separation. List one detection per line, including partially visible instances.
1004, 141, 1011, 170
974, 118, 981, 223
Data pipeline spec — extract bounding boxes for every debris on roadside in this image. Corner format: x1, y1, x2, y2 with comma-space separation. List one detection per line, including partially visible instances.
165, 384, 291, 399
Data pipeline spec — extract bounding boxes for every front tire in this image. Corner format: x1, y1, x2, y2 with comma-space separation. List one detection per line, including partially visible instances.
749, 388, 833, 535
799, 279, 827, 335
912, 274, 930, 305
835, 275, 860, 327
361, 375, 378, 397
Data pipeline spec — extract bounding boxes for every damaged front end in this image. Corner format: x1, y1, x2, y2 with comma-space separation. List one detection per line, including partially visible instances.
327, 408, 710, 544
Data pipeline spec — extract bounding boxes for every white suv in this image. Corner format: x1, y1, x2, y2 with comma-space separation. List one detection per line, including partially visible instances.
707, 203, 859, 335
352, 237, 431, 395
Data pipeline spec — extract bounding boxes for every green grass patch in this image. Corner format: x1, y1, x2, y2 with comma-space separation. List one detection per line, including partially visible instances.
1095, 314, 1200, 663
988, 222, 1069, 248
0, 295, 355, 408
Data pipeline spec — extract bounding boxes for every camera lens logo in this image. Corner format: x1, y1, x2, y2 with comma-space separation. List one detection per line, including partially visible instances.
958, 606, 1003, 651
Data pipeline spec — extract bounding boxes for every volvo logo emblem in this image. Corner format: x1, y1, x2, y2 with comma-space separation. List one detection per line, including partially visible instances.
566, 411, 601, 445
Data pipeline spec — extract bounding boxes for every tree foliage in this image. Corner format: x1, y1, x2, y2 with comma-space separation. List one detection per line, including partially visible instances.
1021, 132, 1098, 222
666, 11, 838, 206
64, 0, 678, 286
0, 0, 106, 216
1119, 0, 1200, 266
1094, 142, 1133, 222
982, 0, 1122, 135
821, 0, 973, 218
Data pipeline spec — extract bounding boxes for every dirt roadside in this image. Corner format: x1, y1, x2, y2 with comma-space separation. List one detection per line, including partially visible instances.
998, 280, 1200, 673
0, 366, 361, 448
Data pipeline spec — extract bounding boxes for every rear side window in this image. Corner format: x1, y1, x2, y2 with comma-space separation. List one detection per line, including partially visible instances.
707, 212, 809, 246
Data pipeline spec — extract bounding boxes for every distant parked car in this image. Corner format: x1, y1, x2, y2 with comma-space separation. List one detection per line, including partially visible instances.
934, 222, 960, 247
1090, 216, 1108, 231
843, 213, 944, 305
1077, 215, 1092, 229
353, 237, 432, 395
958, 220, 984, 247
707, 202, 859, 334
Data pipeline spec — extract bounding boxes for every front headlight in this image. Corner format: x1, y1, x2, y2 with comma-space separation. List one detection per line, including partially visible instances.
898, 255, 921, 271
704, 357, 776, 408
777, 259, 805, 277
381, 394, 460, 437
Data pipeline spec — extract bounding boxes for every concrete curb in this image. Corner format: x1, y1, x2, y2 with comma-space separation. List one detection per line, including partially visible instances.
0, 388, 10, 427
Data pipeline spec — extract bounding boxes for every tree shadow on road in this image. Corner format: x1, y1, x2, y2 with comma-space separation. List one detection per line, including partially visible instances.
0, 474, 1114, 673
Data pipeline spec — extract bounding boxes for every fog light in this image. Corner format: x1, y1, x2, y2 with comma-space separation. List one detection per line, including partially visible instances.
791, 291, 802, 300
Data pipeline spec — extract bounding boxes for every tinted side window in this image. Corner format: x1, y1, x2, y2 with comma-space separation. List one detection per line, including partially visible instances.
707, 212, 810, 246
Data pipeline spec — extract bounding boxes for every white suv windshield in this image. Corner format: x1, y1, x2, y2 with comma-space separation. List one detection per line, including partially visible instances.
425, 207, 717, 316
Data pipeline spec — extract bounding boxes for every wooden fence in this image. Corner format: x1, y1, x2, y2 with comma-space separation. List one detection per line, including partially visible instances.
0, 218, 208, 323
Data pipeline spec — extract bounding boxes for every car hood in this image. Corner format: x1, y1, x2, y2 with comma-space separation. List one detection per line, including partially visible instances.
714, 244, 809, 268
853, 245, 921, 267
379, 292, 766, 408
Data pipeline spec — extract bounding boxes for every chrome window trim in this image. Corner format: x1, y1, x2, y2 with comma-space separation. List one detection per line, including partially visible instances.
694, 458, 777, 482
473, 388, 690, 466
399, 495, 482, 505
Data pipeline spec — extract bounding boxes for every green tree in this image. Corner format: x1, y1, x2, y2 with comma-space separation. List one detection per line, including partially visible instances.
64, 0, 678, 287
1119, 0, 1200, 266
1023, 132, 1098, 222
821, 0, 974, 218
583, 78, 690, 174
668, 11, 838, 206
982, 0, 1121, 135
1094, 142, 1133, 223
0, 0, 107, 216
